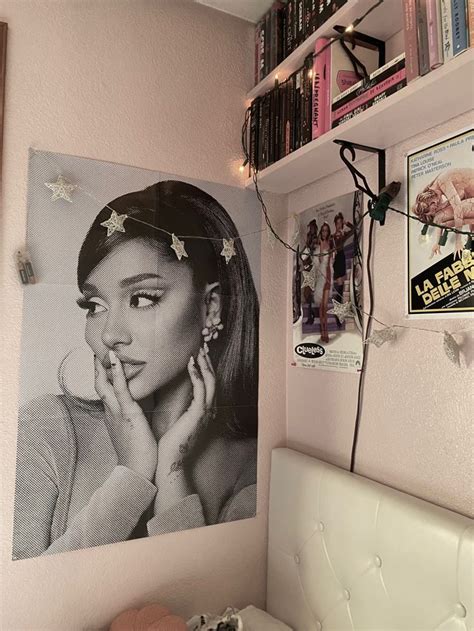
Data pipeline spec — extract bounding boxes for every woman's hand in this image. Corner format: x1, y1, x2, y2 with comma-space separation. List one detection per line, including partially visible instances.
94, 352, 157, 481
153, 348, 216, 514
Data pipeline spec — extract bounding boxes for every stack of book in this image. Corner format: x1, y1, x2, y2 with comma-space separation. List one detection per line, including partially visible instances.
403, 0, 473, 82
250, 32, 404, 172
255, 0, 348, 84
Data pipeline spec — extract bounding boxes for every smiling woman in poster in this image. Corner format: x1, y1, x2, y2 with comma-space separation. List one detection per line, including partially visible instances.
12, 180, 259, 560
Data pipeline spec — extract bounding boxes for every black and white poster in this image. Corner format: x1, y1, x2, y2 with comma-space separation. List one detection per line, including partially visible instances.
12, 150, 260, 560
407, 128, 474, 317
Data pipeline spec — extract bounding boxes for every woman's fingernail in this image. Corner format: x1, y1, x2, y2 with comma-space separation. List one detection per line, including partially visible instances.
109, 350, 117, 367
189, 355, 195, 367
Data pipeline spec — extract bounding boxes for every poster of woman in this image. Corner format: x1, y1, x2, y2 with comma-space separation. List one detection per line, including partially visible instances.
292, 191, 363, 373
407, 127, 474, 317
12, 150, 260, 560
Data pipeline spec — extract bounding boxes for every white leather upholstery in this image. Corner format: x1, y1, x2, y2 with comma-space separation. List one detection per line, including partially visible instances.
267, 448, 473, 630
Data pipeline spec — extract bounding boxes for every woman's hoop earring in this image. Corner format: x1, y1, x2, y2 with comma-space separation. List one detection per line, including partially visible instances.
202, 317, 224, 352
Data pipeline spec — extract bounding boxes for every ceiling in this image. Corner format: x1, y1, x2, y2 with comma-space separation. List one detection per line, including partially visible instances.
194, 0, 274, 23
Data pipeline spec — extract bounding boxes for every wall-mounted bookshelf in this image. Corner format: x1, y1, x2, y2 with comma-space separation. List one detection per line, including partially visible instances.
245, 49, 473, 194
247, 0, 403, 101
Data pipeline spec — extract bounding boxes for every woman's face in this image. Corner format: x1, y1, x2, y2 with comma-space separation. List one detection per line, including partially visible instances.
78, 239, 209, 401
321, 224, 330, 241
335, 217, 343, 231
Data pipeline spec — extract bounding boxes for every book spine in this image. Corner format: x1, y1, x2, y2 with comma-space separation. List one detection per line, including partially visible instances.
310, 0, 319, 32
296, 0, 305, 48
304, 0, 312, 40
285, 79, 292, 155
277, 4, 285, 65
270, 2, 285, 72
281, 5, 288, 59
279, 83, 287, 159
264, 10, 271, 77
469, 0, 474, 46
294, 68, 303, 150
292, 0, 299, 52
318, 0, 328, 28
452, 0, 468, 53
262, 93, 271, 169
322, 37, 331, 133
249, 99, 260, 172
332, 54, 406, 110
404, 0, 420, 81
416, 0, 431, 75
255, 21, 261, 85
332, 80, 407, 128
258, 18, 265, 81
312, 37, 330, 139
288, 74, 296, 153
440, 0, 454, 60
302, 54, 313, 145
286, 1, 294, 56
427, 0, 444, 68
257, 98, 265, 169
274, 86, 281, 163
332, 68, 407, 121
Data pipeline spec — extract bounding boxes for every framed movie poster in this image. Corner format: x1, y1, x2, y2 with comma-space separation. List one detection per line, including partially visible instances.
12, 150, 260, 560
407, 128, 474, 317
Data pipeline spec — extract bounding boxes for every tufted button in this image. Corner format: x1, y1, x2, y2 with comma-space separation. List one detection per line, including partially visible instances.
454, 603, 467, 618
318, 521, 325, 532
294, 554, 300, 565
344, 589, 351, 601
315, 622, 322, 631
374, 555, 382, 567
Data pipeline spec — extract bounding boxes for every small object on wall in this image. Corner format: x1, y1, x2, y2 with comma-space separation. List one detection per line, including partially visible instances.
220, 238, 236, 264
170, 233, 188, 260
327, 298, 354, 323
364, 326, 397, 347
443, 330, 461, 366
15, 251, 28, 285
15, 250, 36, 285
369, 181, 401, 226
45, 174, 77, 202
100, 209, 128, 236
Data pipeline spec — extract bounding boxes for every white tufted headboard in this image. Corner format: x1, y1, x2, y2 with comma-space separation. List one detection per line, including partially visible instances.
266, 448, 473, 630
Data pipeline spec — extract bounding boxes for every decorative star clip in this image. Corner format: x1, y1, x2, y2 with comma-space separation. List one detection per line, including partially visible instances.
443, 331, 460, 367
328, 299, 354, 323
221, 238, 236, 264
301, 266, 316, 291
100, 210, 128, 236
170, 233, 188, 261
364, 326, 397, 347
45, 175, 77, 202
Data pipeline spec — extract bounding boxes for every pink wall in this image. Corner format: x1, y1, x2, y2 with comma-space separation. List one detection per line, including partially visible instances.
0, 1, 287, 628
286, 112, 473, 520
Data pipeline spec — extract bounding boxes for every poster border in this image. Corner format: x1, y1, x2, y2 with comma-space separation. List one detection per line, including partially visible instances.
406, 126, 474, 318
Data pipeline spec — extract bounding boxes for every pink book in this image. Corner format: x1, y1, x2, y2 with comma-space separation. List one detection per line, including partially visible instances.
403, 0, 420, 81
427, 0, 444, 68
312, 37, 330, 139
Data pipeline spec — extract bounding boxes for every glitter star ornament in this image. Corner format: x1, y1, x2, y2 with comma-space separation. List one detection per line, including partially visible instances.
328, 299, 354, 323
220, 238, 236, 264
45, 175, 77, 202
170, 233, 188, 261
443, 331, 460, 367
301, 266, 316, 291
365, 326, 397, 347
100, 210, 128, 236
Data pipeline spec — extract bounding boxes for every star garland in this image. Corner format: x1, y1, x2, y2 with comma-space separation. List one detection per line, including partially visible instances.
220, 238, 236, 264
170, 233, 188, 261
45, 175, 77, 202
100, 210, 128, 236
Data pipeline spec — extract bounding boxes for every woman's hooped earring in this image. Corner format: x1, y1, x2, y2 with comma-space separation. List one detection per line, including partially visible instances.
202, 317, 224, 352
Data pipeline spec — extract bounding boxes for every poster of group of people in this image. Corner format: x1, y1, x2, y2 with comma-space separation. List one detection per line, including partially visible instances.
292, 191, 364, 373
407, 127, 473, 317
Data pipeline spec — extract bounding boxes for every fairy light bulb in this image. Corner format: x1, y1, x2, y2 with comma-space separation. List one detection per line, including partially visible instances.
418, 223, 429, 243
345, 24, 354, 33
